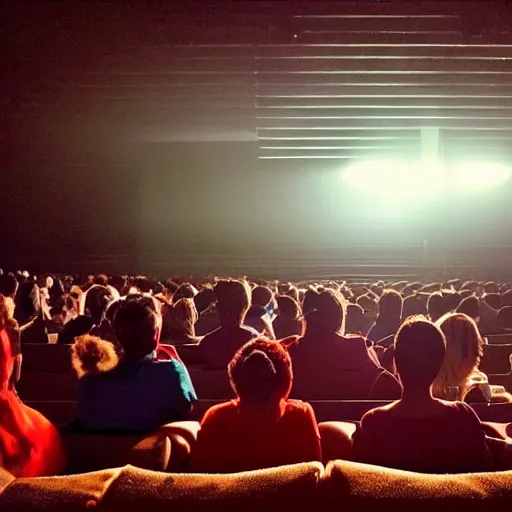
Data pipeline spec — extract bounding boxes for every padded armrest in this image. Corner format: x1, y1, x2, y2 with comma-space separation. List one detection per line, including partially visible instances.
155, 421, 201, 446
318, 421, 356, 464
0, 467, 121, 511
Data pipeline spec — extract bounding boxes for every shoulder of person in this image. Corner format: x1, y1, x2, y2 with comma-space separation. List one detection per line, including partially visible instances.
202, 400, 238, 424
360, 402, 395, 426
284, 399, 314, 415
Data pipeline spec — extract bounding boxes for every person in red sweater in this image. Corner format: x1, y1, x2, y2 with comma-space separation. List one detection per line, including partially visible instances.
0, 295, 65, 477
352, 315, 491, 474
190, 338, 321, 473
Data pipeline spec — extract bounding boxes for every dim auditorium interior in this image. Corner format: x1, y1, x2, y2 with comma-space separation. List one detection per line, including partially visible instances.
4, 1, 512, 510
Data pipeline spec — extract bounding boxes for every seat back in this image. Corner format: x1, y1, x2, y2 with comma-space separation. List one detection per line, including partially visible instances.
21, 344, 72, 373
17, 372, 77, 401
188, 368, 234, 399
481, 345, 512, 375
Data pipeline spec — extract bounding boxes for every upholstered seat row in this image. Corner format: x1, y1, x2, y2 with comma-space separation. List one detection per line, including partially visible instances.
3, 458, 512, 512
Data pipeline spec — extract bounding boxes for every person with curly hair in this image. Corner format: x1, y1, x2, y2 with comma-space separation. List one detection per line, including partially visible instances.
190, 338, 321, 472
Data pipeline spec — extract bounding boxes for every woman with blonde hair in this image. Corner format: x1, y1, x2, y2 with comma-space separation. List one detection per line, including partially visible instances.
433, 313, 488, 401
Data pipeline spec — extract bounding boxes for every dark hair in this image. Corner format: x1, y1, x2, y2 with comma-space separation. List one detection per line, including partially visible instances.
377, 289, 402, 324
214, 279, 251, 326
276, 295, 300, 319
174, 283, 197, 301
502, 289, 512, 307
402, 294, 427, 320
113, 295, 160, 361
84, 285, 114, 325
0, 274, 18, 298
484, 293, 502, 310
427, 292, 447, 322
304, 290, 343, 335
93, 274, 109, 287
456, 296, 480, 320
228, 338, 292, 403
394, 315, 446, 389
193, 288, 216, 314
252, 286, 273, 308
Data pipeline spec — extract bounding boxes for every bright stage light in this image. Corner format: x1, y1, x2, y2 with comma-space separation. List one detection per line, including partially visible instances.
452, 162, 512, 193
343, 159, 511, 200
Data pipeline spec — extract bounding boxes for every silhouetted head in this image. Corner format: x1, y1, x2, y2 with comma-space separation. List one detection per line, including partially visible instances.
113, 295, 161, 361
402, 294, 427, 320
484, 293, 502, 310
376, 289, 402, 324
84, 285, 115, 325
251, 286, 273, 308
193, 287, 216, 314
456, 296, 480, 322
214, 279, 251, 326
229, 338, 292, 404
303, 289, 343, 335
394, 315, 446, 392
174, 283, 198, 302
276, 295, 300, 319
163, 298, 198, 339
0, 274, 18, 299
427, 292, 448, 322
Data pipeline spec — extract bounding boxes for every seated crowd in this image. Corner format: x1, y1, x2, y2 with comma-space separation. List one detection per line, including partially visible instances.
1, 269, 512, 477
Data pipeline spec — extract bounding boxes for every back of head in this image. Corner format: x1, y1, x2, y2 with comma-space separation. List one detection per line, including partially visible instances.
14, 281, 41, 324
276, 295, 300, 319
402, 294, 427, 321
84, 285, 114, 325
484, 292, 502, 310
164, 298, 198, 337
377, 289, 403, 323
304, 290, 343, 335
456, 296, 480, 321
427, 292, 448, 322
0, 273, 18, 299
394, 315, 446, 390
174, 283, 198, 301
502, 289, 512, 307
345, 303, 365, 334
484, 281, 499, 294
93, 274, 109, 287
193, 287, 216, 314
228, 338, 292, 403
442, 290, 462, 312
214, 279, 251, 326
357, 294, 377, 314
251, 286, 273, 308
113, 295, 161, 361
435, 313, 483, 394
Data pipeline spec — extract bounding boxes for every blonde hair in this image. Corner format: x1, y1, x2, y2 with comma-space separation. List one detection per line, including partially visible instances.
71, 335, 119, 378
433, 313, 484, 400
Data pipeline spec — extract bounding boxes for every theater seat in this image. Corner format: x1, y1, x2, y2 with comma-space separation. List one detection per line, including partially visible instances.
20, 344, 72, 373
323, 460, 512, 505
481, 345, 512, 375
16, 372, 77, 401
62, 432, 171, 474
188, 368, 234, 399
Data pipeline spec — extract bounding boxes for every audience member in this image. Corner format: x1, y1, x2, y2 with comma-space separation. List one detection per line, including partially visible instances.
352, 316, 491, 473
433, 313, 489, 401
273, 295, 304, 338
74, 295, 197, 432
161, 298, 200, 345
288, 290, 401, 400
199, 280, 258, 369
245, 285, 275, 338
190, 338, 321, 472
0, 295, 65, 477
367, 289, 403, 344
